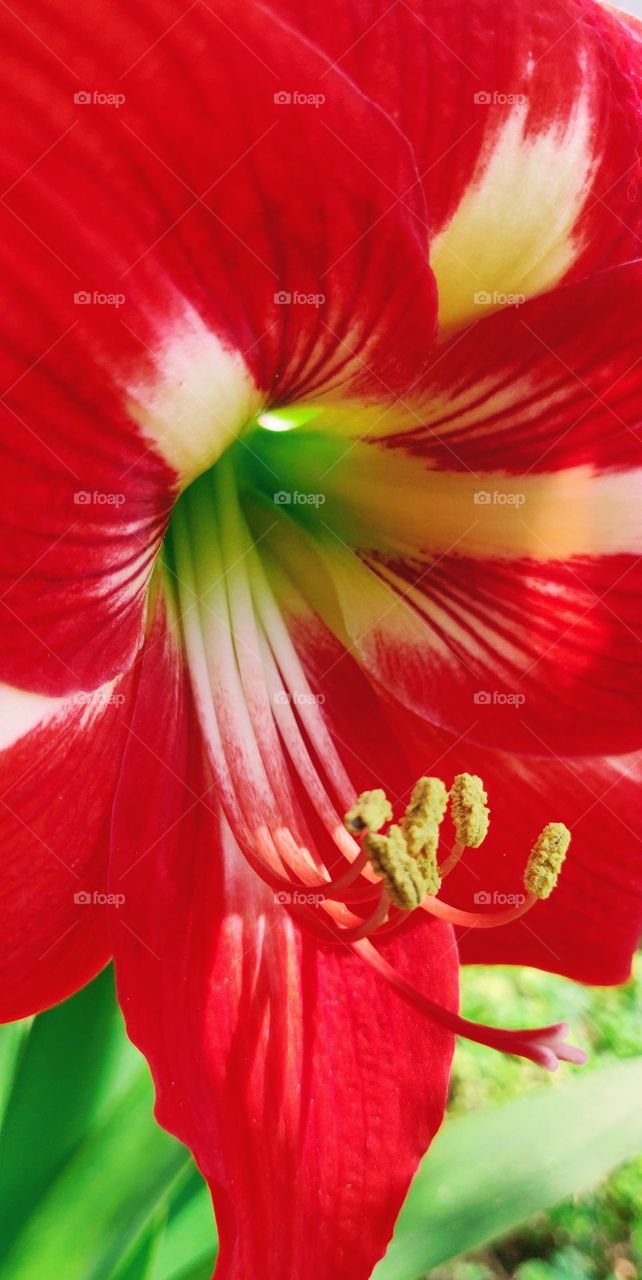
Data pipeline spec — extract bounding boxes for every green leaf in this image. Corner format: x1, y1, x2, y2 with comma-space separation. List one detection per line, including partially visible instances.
154, 1174, 216, 1280
111, 1211, 167, 1280
0, 1072, 190, 1280
373, 1058, 642, 1280
0, 1020, 30, 1133
163, 1260, 215, 1280
0, 967, 140, 1258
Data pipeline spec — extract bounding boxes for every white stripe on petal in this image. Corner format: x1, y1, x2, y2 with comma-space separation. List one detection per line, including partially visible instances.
125, 302, 262, 486
432, 94, 595, 331
0, 677, 126, 751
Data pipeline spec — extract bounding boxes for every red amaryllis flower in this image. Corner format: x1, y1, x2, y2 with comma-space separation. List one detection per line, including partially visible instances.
2, 0, 642, 1276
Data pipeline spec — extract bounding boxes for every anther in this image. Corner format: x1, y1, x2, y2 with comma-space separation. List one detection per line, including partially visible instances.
364, 824, 428, 910
401, 776, 447, 896
344, 789, 392, 835
449, 773, 490, 847
524, 823, 571, 899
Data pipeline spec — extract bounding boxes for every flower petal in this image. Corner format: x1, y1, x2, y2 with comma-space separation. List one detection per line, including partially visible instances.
0, 675, 134, 1021
244, 265, 642, 756
0, 0, 436, 694
110, 605, 457, 1280
279, 0, 642, 328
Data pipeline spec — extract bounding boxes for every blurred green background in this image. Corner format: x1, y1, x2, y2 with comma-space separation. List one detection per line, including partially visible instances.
0, 959, 640, 1280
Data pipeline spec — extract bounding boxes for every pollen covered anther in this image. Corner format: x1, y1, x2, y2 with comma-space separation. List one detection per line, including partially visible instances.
449, 773, 490, 848
364, 824, 428, 910
344, 789, 392, 835
401, 776, 448, 896
524, 823, 571, 900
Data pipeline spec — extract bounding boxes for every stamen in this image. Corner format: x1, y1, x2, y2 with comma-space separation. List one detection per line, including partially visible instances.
344, 789, 392, 835
341, 777, 572, 934
333, 775, 583, 1072
524, 822, 571, 899
449, 773, 490, 848
364, 825, 428, 909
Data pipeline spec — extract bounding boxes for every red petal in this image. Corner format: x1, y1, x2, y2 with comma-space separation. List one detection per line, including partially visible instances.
0, 0, 436, 694
279, 0, 642, 325
0, 675, 134, 1021
110, 608, 456, 1280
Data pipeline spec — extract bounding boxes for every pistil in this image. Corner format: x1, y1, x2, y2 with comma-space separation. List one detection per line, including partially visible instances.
356, 939, 587, 1071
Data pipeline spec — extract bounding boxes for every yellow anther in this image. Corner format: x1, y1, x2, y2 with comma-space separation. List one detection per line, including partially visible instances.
344, 789, 392, 835
401, 776, 447, 895
364, 825, 428, 910
449, 773, 490, 848
523, 823, 571, 900
401, 776, 448, 856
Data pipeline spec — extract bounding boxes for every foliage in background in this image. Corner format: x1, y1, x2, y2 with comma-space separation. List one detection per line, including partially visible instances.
435, 959, 642, 1280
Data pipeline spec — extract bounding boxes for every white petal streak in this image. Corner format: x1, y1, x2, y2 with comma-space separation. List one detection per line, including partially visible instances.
432, 93, 595, 330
